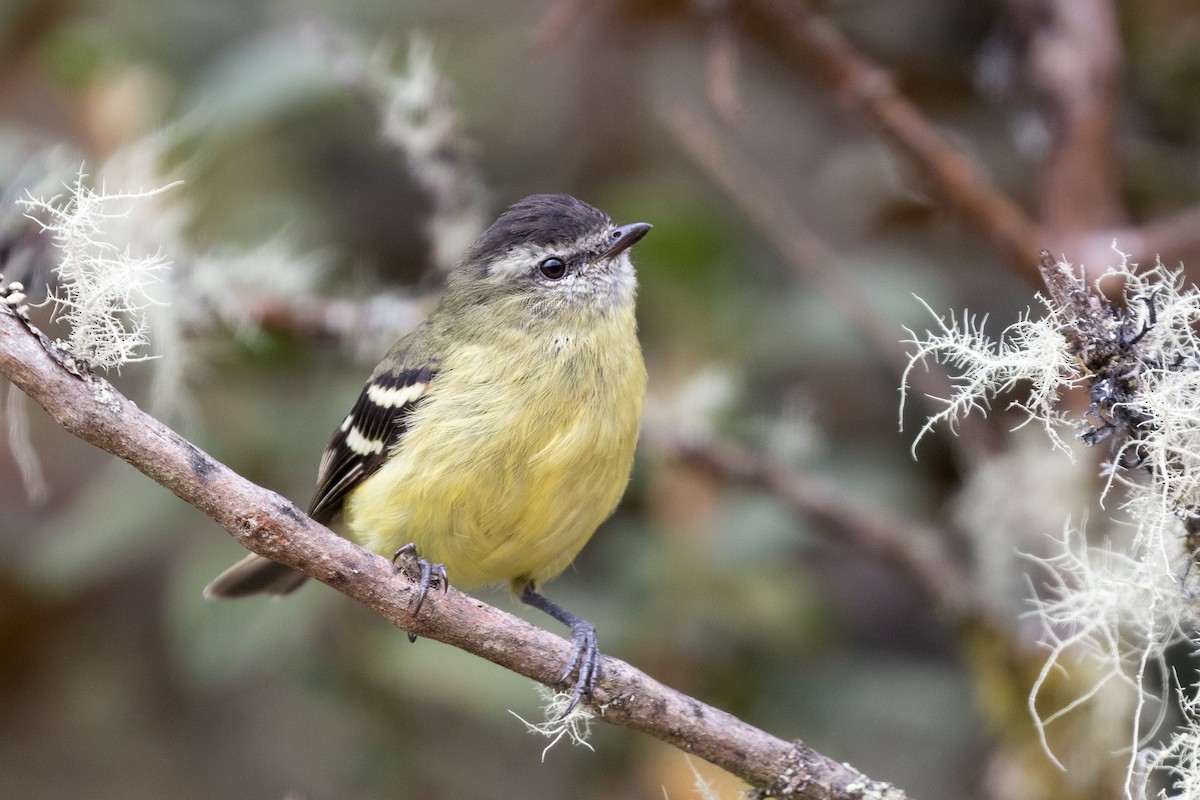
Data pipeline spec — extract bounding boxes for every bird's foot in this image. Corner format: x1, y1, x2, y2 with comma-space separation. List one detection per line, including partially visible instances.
391, 543, 448, 642
518, 582, 600, 717
558, 620, 600, 717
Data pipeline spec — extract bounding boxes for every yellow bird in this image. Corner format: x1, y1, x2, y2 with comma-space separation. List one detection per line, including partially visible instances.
207, 194, 650, 707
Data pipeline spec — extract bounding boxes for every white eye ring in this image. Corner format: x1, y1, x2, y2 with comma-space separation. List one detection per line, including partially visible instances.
539, 257, 566, 279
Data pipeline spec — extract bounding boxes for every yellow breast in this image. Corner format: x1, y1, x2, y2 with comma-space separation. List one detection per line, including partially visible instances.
344, 310, 646, 589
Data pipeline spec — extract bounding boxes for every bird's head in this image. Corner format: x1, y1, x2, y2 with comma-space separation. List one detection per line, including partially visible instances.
447, 194, 651, 321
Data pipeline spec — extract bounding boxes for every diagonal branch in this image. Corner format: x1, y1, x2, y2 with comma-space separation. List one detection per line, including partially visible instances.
1131, 203, 1200, 268
734, 0, 1047, 280
663, 105, 997, 464
0, 303, 914, 800
1003, 0, 1124, 236
663, 434, 1007, 637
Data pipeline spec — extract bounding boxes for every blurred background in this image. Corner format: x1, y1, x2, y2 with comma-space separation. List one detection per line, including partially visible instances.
1, 0, 1198, 798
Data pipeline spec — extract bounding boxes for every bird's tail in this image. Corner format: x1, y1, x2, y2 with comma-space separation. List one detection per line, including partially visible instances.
204, 553, 308, 598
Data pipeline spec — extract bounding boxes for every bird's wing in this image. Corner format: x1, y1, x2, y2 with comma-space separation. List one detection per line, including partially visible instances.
307, 361, 438, 523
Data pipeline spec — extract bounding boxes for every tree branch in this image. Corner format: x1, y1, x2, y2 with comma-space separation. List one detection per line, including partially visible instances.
0, 303, 914, 800
1000, 0, 1124, 236
237, 291, 430, 349
734, 0, 1047, 279
662, 104, 997, 465
662, 434, 1008, 638
1131, 203, 1200, 268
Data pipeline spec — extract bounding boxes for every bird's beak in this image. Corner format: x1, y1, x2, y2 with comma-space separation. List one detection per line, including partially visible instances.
595, 222, 652, 262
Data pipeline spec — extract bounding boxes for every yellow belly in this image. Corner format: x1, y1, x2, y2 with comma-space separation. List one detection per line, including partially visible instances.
343, 322, 645, 589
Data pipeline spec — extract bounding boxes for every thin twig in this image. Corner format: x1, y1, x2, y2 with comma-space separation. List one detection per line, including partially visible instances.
662, 104, 996, 463
1133, 203, 1200, 267
238, 291, 431, 350
734, 0, 1047, 279
663, 433, 1007, 636
0, 304, 913, 800
659, 105, 903, 374
1000, 0, 1124, 236
529, 0, 596, 49
706, 11, 744, 126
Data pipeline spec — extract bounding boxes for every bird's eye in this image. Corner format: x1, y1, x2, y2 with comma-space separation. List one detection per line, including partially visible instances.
539, 257, 566, 279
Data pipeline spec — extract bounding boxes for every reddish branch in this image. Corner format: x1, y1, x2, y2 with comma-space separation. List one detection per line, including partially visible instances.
731, 1, 1200, 277
1002, 0, 1124, 236
734, 0, 1047, 278
0, 304, 914, 800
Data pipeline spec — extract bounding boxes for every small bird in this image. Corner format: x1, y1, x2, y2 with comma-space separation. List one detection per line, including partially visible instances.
206, 194, 650, 709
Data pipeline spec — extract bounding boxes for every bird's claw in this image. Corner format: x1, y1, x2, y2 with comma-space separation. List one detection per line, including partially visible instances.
557, 621, 600, 718
391, 543, 448, 642
516, 582, 601, 717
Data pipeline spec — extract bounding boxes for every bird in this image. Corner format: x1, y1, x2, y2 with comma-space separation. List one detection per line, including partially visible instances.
206, 193, 650, 710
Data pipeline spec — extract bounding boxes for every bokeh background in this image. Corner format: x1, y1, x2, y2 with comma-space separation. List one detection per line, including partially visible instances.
2, 1, 1199, 798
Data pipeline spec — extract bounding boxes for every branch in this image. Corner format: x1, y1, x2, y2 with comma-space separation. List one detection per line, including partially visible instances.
529, 0, 596, 48
662, 105, 997, 464
0, 303, 914, 800
662, 434, 1007, 637
237, 291, 431, 348
1132, 203, 1200, 268
733, 0, 1047, 279
1001, 0, 1124, 235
